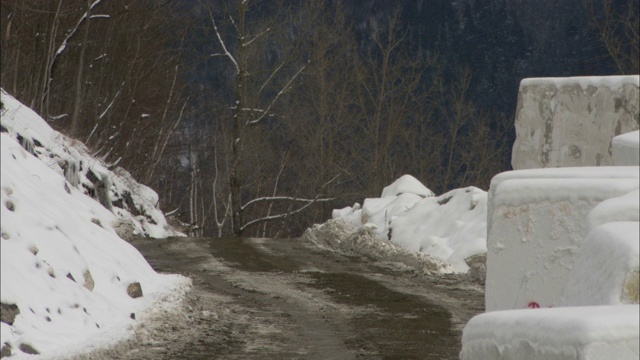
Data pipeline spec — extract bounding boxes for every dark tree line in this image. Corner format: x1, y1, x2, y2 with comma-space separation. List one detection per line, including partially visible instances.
1, 0, 188, 179
2, 0, 637, 238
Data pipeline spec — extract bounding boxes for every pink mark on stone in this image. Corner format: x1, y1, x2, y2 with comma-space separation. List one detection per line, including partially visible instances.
527, 301, 540, 308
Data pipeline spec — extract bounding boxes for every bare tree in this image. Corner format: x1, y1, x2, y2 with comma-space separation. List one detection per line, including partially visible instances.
589, 0, 639, 74
205, 0, 335, 236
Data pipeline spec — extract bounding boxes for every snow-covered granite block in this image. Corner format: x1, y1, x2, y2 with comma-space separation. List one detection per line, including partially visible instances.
486, 167, 639, 311
460, 305, 640, 360
560, 222, 639, 306
512, 76, 639, 170
612, 131, 640, 166
588, 189, 639, 229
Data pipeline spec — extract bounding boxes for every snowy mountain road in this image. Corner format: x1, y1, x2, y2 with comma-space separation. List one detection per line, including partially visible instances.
121, 236, 484, 360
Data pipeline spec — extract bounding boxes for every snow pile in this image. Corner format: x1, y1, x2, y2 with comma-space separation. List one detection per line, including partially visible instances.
588, 189, 639, 228
460, 305, 639, 360
302, 219, 450, 274
486, 167, 639, 311
612, 130, 640, 166
0, 89, 183, 239
0, 90, 190, 358
560, 222, 639, 306
465, 165, 639, 359
328, 175, 487, 273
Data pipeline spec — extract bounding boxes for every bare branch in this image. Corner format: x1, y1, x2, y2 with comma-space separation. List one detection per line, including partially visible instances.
240, 195, 330, 232
261, 153, 287, 237
243, 27, 270, 47
258, 61, 285, 95
52, 0, 104, 60
208, 7, 240, 74
247, 63, 307, 126
241, 195, 334, 211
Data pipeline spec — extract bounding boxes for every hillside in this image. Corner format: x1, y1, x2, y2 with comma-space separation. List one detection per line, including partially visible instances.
0, 90, 190, 358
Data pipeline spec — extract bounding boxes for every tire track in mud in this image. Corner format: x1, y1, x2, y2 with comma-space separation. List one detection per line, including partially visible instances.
96, 237, 483, 360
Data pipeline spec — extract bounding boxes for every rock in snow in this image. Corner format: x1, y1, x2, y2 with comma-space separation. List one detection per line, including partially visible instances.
0, 89, 190, 358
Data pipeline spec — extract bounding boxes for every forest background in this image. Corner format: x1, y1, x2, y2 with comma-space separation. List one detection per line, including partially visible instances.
1, 0, 638, 237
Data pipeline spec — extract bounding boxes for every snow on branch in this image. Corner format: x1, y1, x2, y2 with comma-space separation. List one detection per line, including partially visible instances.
241, 196, 334, 211
208, 7, 240, 75
54, 0, 104, 59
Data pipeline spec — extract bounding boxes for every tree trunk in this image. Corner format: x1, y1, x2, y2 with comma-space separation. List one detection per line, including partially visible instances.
230, 1, 247, 236
71, 0, 92, 136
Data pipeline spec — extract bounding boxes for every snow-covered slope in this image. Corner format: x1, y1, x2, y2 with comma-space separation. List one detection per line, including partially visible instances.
0, 89, 183, 239
328, 175, 487, 273
0, 90, 190, 358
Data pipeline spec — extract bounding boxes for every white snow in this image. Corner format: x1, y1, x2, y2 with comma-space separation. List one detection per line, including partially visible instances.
486, 167, 639, 312
612, 130, 640, 166
1, 89, 182, 239
489, 166, 639, 207
460, 305, 640, 360
560, 222, 639, 306
0, 90, 190, 358
331, 175, 487, 273
588, 189, 640, 229
520, 75, 640, 91
380, 174, 435, 198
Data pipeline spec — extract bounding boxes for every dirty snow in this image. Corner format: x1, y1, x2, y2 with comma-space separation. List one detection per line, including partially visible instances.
328, 175, 487, 273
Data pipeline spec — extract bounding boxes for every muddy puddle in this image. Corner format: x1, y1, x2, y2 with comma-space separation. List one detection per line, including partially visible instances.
310, 272, 459, 359
206, 237, 303, 272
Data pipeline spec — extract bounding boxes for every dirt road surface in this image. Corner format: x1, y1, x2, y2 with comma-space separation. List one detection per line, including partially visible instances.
107, 236, 483, 360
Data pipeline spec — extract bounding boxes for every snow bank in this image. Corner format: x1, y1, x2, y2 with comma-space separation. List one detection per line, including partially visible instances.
330, 175, 487, 273
486, 167, 639, 311
612, 130, 640, 166
302, 219, 450, 274
380, 174, 435, 198
0, 89, 182, 239
588, 189, 639, 229
0, 90, 190, 358
460, 305, 640, 360
512, 75, 639, 169
560, 222, 639, 306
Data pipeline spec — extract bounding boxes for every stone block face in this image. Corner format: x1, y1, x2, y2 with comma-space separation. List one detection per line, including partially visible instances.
512, 76, 639, 170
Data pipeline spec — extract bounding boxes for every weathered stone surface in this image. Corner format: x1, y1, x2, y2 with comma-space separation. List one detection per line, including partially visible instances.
127, 282, 143, 298
512, 76, 639, 170
622, 269, 639, 304
0, 303, 19, 325
1, 343, 12, 358
83, 270, 95, 291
